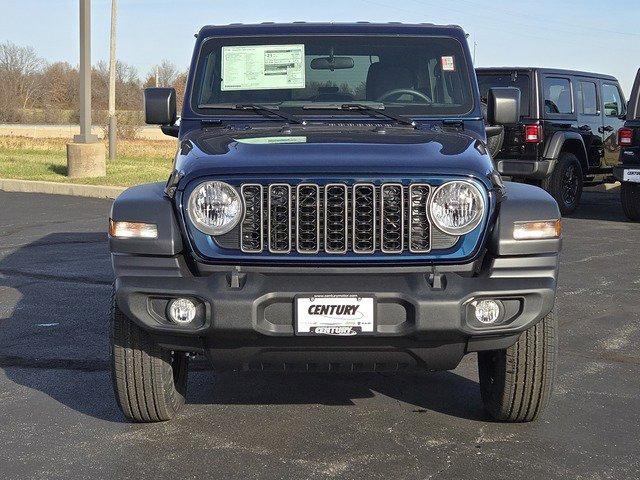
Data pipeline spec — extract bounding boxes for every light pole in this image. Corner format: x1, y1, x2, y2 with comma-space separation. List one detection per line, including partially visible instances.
108, 0, 118, 160
473, 39, 478, 65
76, 0, 97, 144
67, 0, 106, 178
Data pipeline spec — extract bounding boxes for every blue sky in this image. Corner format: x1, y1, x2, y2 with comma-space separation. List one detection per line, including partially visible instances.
1, 0, 639, 94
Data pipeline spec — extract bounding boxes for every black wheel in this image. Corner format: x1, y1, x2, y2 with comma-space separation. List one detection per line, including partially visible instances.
478, 311, 557, 423
542, 153, 583, 215
110, 285, 189, 422
621, 182, 640, 221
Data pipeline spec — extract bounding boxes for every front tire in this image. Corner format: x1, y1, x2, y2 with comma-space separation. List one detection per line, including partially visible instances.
110, 286, 189, 422
621, 182, 640, 221
542, 153, 583, 215
477, 311, 557, 423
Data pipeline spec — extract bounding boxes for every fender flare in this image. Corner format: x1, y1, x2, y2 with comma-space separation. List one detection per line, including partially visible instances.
543, 131, 588, 163
109, 182, 183, 256
489, 182, 562, 256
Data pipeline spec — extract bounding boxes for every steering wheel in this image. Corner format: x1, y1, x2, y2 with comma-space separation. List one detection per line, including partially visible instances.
378, 89, 431, 103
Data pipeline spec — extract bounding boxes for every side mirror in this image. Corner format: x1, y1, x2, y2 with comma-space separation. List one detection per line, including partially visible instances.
144, 88, 177, 125
487, 87, 521, 125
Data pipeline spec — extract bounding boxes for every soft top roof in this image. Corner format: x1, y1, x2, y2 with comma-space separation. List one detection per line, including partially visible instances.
476, 67, 618, 83
197, 22, 466, 39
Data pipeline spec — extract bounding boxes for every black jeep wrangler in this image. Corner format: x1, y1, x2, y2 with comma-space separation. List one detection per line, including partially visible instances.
614, 68, 640, 220
108, 23, 562, 423
477, 68, 627, 214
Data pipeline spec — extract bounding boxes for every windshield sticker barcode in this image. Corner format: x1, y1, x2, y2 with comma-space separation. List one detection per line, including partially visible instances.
441, 56, 455, 71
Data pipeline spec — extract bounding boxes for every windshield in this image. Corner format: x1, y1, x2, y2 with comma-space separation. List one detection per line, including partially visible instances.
477, 72, 531, 117
191, 35, 474, 117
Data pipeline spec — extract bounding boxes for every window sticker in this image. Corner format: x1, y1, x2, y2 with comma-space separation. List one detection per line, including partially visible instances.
441, 56, 455, 72
221, 44, 306, 91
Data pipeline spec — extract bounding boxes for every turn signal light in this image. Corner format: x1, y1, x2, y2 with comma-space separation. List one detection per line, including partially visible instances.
524, 124, 542, 143
619, 128, 634, 146
513, 220, 562, 240
109, 219, 158, 239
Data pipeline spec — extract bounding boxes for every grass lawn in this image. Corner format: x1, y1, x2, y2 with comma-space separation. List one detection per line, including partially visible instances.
0, 136, 177, 187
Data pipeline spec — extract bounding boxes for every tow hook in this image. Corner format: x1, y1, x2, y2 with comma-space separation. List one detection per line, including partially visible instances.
427, 267, 446, 290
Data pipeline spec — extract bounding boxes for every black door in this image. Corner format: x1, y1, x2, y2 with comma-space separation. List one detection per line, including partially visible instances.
575, 78, 604, 168
600, 81, 627, 168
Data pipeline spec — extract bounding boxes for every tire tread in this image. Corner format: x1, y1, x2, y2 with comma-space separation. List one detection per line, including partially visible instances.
478, 311, 557, 422
109, 284, 188, 422
621, 183, 640, 221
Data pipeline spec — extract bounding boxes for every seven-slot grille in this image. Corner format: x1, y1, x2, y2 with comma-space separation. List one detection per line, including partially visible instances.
238, 182, 445, 255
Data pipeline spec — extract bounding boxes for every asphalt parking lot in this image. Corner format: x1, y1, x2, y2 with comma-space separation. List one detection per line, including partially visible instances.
0, 189, 638, 480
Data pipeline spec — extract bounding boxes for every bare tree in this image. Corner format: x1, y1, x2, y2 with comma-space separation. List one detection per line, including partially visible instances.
155, 60, 178, 88
0, 41, 181, 126
172, 72, 188, 111
0, 42, 44, 118
41, 62, 77, 107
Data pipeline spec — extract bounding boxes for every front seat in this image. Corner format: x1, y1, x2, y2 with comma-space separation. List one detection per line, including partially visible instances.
366, 62, 417, 101
557, 89, 572, 114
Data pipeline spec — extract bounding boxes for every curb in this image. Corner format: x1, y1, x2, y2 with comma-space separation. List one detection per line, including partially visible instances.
0, 178, 125, 199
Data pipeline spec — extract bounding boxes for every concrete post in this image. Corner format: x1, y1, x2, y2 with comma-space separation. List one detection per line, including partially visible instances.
67, 0, 105, 178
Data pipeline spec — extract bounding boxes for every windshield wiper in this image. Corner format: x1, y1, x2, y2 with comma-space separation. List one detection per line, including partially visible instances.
342, 104, 417, 128
198, 103, 304, 125
306, 103, 416, 128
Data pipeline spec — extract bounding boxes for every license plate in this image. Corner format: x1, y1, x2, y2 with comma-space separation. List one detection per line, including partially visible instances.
624, 169, 640, 183
295, 295, 375, 336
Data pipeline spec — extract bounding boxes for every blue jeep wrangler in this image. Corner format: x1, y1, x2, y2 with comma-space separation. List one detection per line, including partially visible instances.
108, 23, 562, 423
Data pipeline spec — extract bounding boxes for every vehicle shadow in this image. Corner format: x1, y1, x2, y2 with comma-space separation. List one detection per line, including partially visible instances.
47, 164, 67, 176
189, 368, 487, 421
568, 190, 627, 222
0, 231, 486, 424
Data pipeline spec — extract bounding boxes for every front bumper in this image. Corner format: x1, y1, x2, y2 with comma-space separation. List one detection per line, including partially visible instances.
113, 253, 558, 371
496, 158, 555, 179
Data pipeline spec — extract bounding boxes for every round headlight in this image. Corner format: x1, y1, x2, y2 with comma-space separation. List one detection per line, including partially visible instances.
187, 181, 243, 235
429, 181, 485, 235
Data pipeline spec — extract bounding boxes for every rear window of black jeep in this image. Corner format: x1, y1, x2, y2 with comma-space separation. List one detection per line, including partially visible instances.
477, 72, 530, 117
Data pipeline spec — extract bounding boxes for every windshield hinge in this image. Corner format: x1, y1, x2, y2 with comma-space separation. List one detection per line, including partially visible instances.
441, 120, 465, 130
201, 119, 224, 128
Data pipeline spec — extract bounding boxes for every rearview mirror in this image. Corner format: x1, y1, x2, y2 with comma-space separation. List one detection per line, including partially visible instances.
310, 56, 355, 71
144, 88, 177, 125
487, 87, 521, 125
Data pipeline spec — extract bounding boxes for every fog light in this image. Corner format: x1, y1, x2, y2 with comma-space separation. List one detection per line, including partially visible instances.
167, 298, 197, 324
473, 300, 502, 324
